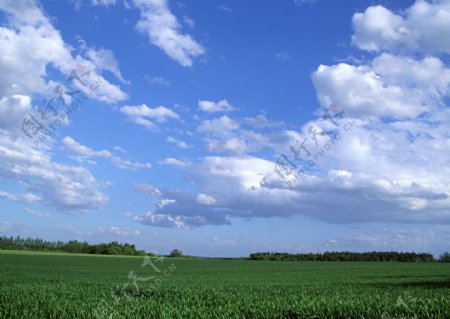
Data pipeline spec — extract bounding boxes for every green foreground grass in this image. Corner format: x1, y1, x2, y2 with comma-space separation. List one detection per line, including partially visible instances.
0, 250, 449, 318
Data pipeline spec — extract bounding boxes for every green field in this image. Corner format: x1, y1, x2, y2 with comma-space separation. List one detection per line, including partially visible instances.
0, 250, 449, 318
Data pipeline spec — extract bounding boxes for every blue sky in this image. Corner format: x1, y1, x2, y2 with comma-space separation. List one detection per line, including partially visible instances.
1, 0, 449, 257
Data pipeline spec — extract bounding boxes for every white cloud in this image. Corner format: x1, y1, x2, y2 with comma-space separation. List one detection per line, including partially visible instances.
206, 138, 247, 154
110, 156, 152, 170
133, 212, 188, 228
113, 145, 127, 153
312, 63, 427, 118
0, 95, 32, 131
243, 114, 282, 129
352, 1, 450, 54
147, 76, 170, 86
62, 136, 151, 170
183, 16, 195, 28
120, 104, 179, 129
21, 208, 53, 218
0, 70, 108, 213
159, 157, 190, 168
131, 156, 283, 228
133, 0, 205, 67
62, 136, 112, 158
217, 5, 232, 12
0, 132, 108, 211
97, 226, 141, 236
275, 52, 292, 62
0, 0, 127, 103
372, 53, 450, 98
197, 115, 239, 133
304, 7, 450, 228
91, 0, 116, 6
195, 113, 283, 156
166, 136, 190, 149
133, 108, 450, 227
198, 99, 234, 113
86, 48, 128, 83
133, 183, 161, 196
294, 0, 317, 7
0, 190, 40, 203
196, 193, 216, 205
157, 198, 176, 208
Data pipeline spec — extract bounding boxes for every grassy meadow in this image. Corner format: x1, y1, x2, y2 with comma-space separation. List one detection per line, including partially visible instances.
0, 250, 449, 318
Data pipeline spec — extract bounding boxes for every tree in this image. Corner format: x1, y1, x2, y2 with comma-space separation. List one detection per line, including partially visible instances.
169, 249, 183, 257
439, 252, 450, 262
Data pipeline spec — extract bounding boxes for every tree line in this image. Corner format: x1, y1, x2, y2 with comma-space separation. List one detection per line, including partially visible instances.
249, 251, 450, 262
0, 236, 147, 256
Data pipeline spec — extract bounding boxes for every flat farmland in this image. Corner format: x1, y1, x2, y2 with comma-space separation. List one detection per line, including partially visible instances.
0, 251, 449, 318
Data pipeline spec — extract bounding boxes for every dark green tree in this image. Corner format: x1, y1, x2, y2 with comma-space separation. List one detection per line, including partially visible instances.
169, 249, 183, 257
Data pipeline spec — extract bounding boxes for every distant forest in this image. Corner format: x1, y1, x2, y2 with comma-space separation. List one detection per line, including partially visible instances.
0, 236, 147, 256
249, 251, 450, 262
2, 236, 449, 261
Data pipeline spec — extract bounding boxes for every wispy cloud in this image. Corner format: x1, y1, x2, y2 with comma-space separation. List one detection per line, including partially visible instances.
217, 5, 232, 12
166, 136, 190, 149
62, 136, 152, 170
133, 0, 205, 67
120, 104, 179, 129
97, 226, 141, 236
146, 75, 171, 86
0, 191, 40, 203
21, 208, 53, 218
275, 52, 292, 62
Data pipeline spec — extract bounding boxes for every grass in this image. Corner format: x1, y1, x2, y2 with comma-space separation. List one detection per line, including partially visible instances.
0, 250, 449, 318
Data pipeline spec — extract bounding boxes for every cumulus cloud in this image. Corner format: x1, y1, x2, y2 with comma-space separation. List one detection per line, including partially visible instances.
132, 140, 450, 228
0, 95, 32, 131
130, 3, 450, 228
132, 75, 450, 228
198, 99, 234, 113
372, 53, 450, 98
352, 1, 450, 54
0, 0, 127, 103
62, 136, 151, 170
131, 156, 281, 228
197, 115, 239, 133
120, 104, 179, 129
312, 63, 427, 118
0, 132, 108, 211
0, 81, 108, 213
195, 113, 286, 156
133, 0, 205, 67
